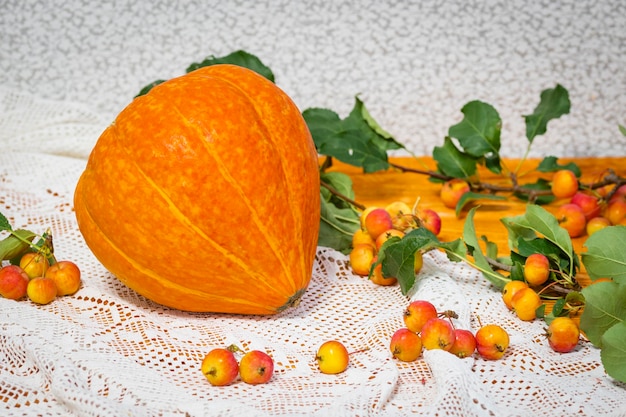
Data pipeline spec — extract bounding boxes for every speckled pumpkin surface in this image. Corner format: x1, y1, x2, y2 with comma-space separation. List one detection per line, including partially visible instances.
74, 64, 320, 314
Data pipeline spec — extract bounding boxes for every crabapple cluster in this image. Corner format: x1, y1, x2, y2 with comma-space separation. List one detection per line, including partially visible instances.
501, 280, 580, 353
502, 278, 544, 322
389, 299, 510, 362
349, 201, 442, 285
551, 170, 626, 238
0, 252, 81, 305
201, 346, 274, 386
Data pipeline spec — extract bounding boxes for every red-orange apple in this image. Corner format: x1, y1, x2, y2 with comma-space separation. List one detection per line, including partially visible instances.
606, 199, 626, 225
511, 287, 542, 321
352, 229, 376, 249
0, 265, 30, 300
546, 317, 580, 353
349, 244, 375, 276
45, 260, 81, 296
389, 328, 423, 362
201, 348, 239, 386
475, 324, 510, 360
570, 192, 601, 220
501, 280, 529, 310
421, 317, 455, 351
27, 276, 57, 305
239, 350, 274, 385
403, 300, 438, 334
449, 329, 477, 358
19, 252, 49, 279
418, 208, 442, 235
364, 208, 394, 240
385, 201, 415, 230
375, 228, 405, 251
440, 179, 470, 209
555, 203, 587, 238
551, 170, 579, 199
359, 206, 380, 229
523, 253, 550, 286
586, 216, 611, 235
316, 340, 349, 374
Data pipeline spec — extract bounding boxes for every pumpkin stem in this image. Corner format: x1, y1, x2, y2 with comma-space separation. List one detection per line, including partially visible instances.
276, 287, 307, 313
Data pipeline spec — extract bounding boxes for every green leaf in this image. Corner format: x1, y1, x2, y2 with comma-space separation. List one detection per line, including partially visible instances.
460, 207, 510, 289
377, 228, 454, 294
0, 211, 12, 232
600, 321, 626, 383
524, 84, 571, 142
318, 194, 360, 254
536, 156, 581, 177
551, 298, 567, 317
619, 124, 626, 136
454, 192, 507, 217
484, 154, 502, 175
517, 237, 564, 260
509, 261, 525, 281
304, 98, 401, 173
480, 235, 499, 260
580, 281, 626, 347
135, 80, 166, 98
320, 172, 356, 210
501, 214, 538, 251
536, 303, 546, 319
186, 50, 275, 82
432, 137, 478, 179
0, 229, 37, 261
502, 204, 578, 276
347, 97, 404, 154
377, 236, 420, 294
448, 100, 502, 160
304, 107, 386, 171
359, 98, 398, 147
136, 50, 275, 97
581, 225, 626, 284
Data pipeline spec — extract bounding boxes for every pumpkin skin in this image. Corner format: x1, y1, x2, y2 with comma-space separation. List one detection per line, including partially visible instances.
74, 64, 320, 314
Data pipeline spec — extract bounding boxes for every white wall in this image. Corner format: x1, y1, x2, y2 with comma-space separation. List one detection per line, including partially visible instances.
1, 0, 624, 158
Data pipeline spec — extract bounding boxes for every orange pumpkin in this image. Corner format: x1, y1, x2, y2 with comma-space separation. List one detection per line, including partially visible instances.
74, 64, 321, 314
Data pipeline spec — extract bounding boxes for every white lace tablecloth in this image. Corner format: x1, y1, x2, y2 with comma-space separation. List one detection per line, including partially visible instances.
1, 88, 625, 416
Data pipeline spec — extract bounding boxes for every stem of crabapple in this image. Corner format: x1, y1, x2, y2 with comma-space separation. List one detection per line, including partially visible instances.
438, 310, 459, 320
536, 279, 580, 297
347, 347, 370, 355
226, 344, 244, 353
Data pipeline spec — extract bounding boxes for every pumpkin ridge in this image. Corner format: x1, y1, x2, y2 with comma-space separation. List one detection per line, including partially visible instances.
75, 184, 278, 313
172, 103, 300, 295
191, 71, 311, 292
125, 149, 295, 300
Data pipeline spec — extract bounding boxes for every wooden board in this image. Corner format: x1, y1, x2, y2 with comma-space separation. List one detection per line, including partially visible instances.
326, 156, 626, 287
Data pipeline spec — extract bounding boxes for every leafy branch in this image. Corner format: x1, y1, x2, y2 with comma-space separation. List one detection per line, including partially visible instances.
0, 212, 55, 265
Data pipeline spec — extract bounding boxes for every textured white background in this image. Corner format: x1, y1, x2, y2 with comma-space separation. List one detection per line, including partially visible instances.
1, 0, 625, 158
